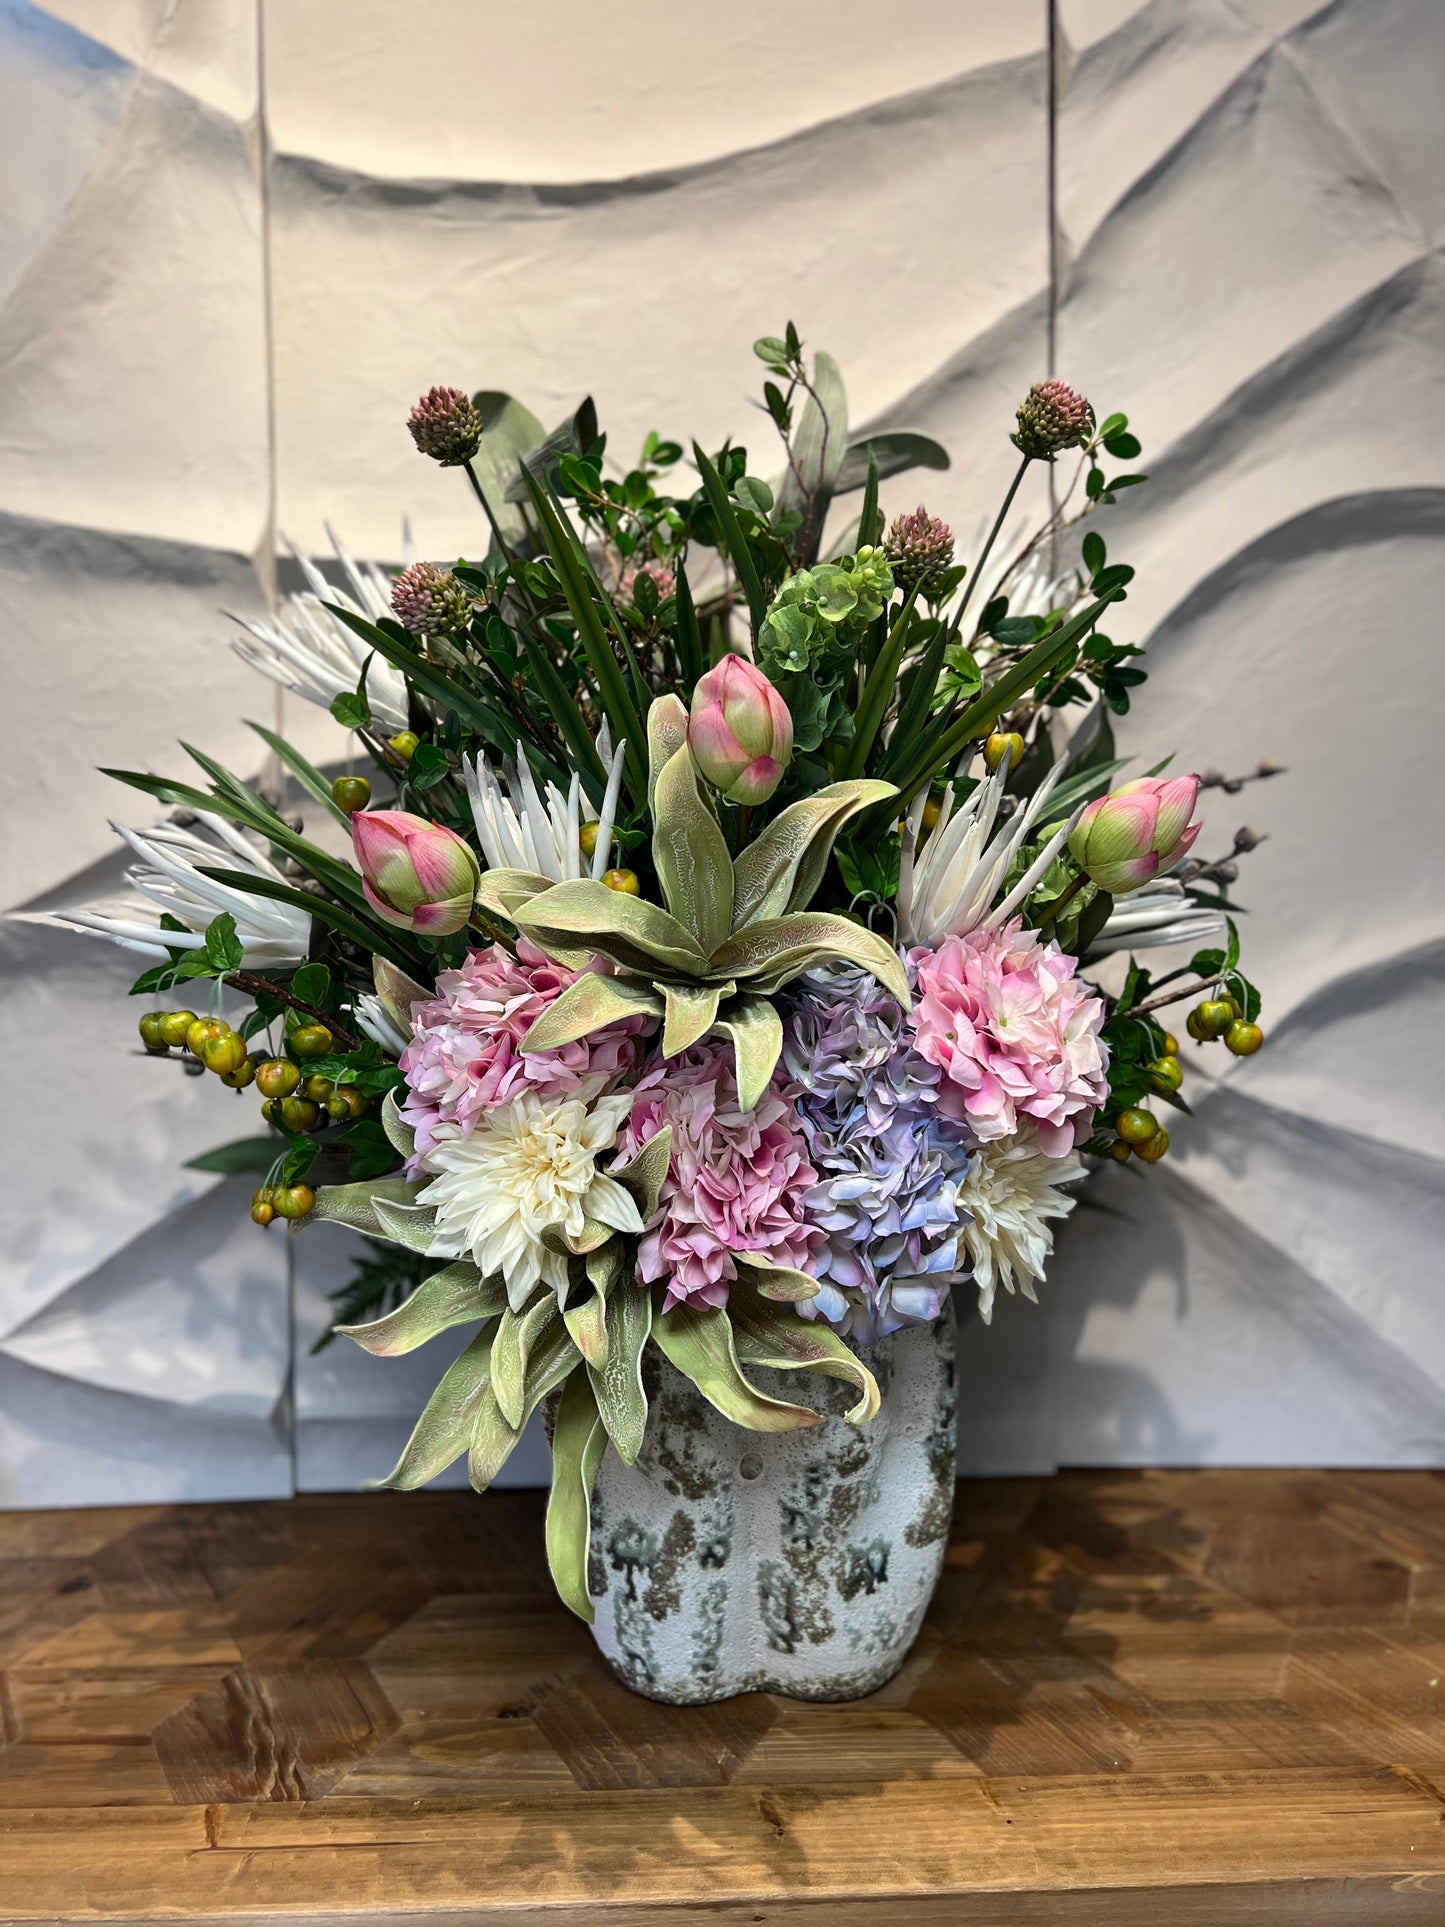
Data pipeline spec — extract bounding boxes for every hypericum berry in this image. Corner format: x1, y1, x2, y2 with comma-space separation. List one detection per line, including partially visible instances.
578, 821, 600, 860
200, 1030, 248, 1076
251, 1189, 275, 1227
1224, 1020, 1263, 1056
272, 1184, 317, 1222
1134, 1126, 1170, 1163
332, 775, 372, 813
1108, 1139, 1132, 1162
301, 1074, 334, 1103
407, 386, 483, 466
186, 1016, 226, 1058
920, 795, 944, 836
155, 1010, 195, 1049
139, 1013, 169, 1053
984, 731, 1025, 774
602, 868, 641, 895
333, 1084, 367, 1120
255, 1059, 301, 1101
221, 1057, 256, 1091
1186, 1008, 1211, 1043
1161, 1031, 1179, 1057
387, 730, 419, 765
1148, 1055, 1183, 1094
288, 1024, 333, 1060
1196, 999, 1235, 1038
1116, 1108, 1159, 1145
278, 1096, 320, 1133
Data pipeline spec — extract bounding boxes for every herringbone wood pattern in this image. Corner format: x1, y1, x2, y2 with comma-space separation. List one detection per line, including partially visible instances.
1, 1470, 1443, 1922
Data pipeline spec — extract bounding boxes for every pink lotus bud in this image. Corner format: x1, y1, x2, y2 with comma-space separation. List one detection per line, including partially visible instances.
1069, 774, 1201, 894
688, 657, 793, 804
352, 809, 481, 935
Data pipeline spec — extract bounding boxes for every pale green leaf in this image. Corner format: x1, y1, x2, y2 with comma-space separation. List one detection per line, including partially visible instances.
372, 1330, 494, 1490
652, 742, 733, 952
646, 693, 690, 817
730, 779, 896, 927
373, 956, 432, 1030
651, 1301, 822, 1433
711, 912, 911, 1006
590, 1287, 651, 1464
730, 1293, 881, 1425
474, 866, 557, 921
712, 994, 783, 1113
337, 1261, 505, 1356
662, 981, 723, 1057
310, 1176, 421, 1237
563, 1291, 609, 1369
491, 1291, 564, 1430
371, 1197, 440, 1253
381, 1090, 416, 1161
520, 971, 663, 1054
611, 1125, 673, 1221
514, 878, 706, 977
733, 1250, 820, 1304
545, 1369, 608, 1622
468, 1317, 580, 1491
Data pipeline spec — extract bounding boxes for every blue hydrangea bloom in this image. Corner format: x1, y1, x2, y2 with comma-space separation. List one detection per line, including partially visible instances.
781, 962, 973, 1342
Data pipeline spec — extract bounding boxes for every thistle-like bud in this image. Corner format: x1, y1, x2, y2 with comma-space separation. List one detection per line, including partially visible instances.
884, 507, 955, 597
391, 562, 474, 637
407, 385, 483, 466
1011, 380, 1093, 461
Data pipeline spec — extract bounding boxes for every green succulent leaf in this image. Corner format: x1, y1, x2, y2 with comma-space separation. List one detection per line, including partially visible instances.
662, 981, 724, 1057
545, 1369, 609, 1623
590, 1287, 652, 1464
310, 1176, 423, 1237
381, 1090, 416, 1162
652, 743, 733, 952
651, 1300, 823, 1433
730, 779, 896, 927
611, 1124, 673, 1221
468, 1317, 579, 1491
712, 994, 784, 1113
562, 1290, 610, 1370
733, 1251, 820, 1304
729, 1290, 880, 1424
711, 912, 910, 1006
519, 971, 663, 1054
646, 693, 690, 818
474, 867, 558, 921
514, 879, 707, 978
337, 1261, 505, 1357
370, 1197, 439, 1254
371, 1330, 495, 1491
491, 1291, 565, 1430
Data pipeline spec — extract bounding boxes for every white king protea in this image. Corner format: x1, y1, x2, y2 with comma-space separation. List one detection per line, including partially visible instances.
229, 527, 409, 734
31, 813, 311, 967
466, 728, 626, 885
420, 1091, 643, 1308
898, 753, 1082, 946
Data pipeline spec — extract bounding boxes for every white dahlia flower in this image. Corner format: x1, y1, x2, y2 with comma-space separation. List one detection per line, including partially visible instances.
957, 1127, 1082, 1323
419, 1091, 642, 1309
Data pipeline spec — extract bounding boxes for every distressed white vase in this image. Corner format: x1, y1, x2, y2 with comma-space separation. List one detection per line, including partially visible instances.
587, 1299, 956, 1704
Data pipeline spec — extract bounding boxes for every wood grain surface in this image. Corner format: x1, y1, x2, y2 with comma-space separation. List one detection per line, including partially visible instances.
1, 1470, 1442, 1923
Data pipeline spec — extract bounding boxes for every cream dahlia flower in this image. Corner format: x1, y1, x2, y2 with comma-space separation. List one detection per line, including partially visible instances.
419, 1091, 642, 1309
957, 1127, 1081, 1323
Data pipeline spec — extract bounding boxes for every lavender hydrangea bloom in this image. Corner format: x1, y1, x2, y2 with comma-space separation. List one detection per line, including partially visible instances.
781, 962, 972, 1343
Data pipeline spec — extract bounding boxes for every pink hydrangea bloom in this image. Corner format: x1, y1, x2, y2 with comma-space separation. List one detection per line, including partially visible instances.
907, 921, 1109, 1157
399, 938, 646, 1162
617, 1043, 823, 1313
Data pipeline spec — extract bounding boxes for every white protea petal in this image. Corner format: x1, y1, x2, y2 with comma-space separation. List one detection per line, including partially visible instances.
590, 738, 627, 881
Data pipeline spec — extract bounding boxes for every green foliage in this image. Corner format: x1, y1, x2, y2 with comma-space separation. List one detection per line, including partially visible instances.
315, 1239, 434, 1352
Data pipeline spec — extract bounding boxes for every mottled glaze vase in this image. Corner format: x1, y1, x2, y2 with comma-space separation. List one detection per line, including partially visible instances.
587, 1300, 956, 1704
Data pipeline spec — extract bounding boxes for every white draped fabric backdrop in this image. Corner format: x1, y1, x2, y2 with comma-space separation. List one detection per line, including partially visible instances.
2, 0, 1441, 1505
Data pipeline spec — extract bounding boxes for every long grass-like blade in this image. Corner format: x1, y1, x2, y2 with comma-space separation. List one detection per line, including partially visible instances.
247, 723, 351, 832
693, 443, 767, 635
197, 865, 426, 972
674, 562, 704, 696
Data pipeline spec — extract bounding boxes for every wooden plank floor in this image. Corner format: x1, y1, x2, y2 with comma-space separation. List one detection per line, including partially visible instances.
1, 1470, 1443, 1923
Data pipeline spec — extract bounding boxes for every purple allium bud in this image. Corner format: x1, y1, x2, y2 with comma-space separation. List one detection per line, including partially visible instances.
391, 562, 474, 637
407, 385, 483, 466
1011, 380, 1093, 461
619, 559, 677, 607
884, 506, 956, 597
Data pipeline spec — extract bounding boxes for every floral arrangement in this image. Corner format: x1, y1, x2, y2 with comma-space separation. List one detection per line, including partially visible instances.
49, 330, 1273, 1617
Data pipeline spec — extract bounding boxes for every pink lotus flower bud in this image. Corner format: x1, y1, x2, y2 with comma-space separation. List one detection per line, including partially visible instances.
1068, 775, 1201, 894
688, 656, 793, 804
352, 810, 481, 935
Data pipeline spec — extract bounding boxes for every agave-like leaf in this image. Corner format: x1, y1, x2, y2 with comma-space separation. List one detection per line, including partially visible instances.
730, 1293, 881, 1425
519, 970, 663, 1054
730, 780, 895, 928
711, 912, 911, 1007
662, 981, 724, 1057
563, 1290, 609, 1369
371, 1197, 441, 1254
337, 1261, 505, 1356
373, 955, 432, 1031
611, 1125, 673, 1221
652, 742, 733, 953
474, 866, 558, 922
647, 693, 690, 817
514, 878, 707, 977
371, 1329, 494, 1490
733, 1250, 820, 1304
651, 1300, 823, 1433
491, 1291, 564, 1430
540, 1214, 615, 1258
468, 1317, 579, 1491
381, 1089, 417, 1161
545, 1368, 609, 1623
711, 994, 783, 1113
310, 1176, 421, 1237
586, 1240, 625, 1299
590, 1287, 651, 1464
